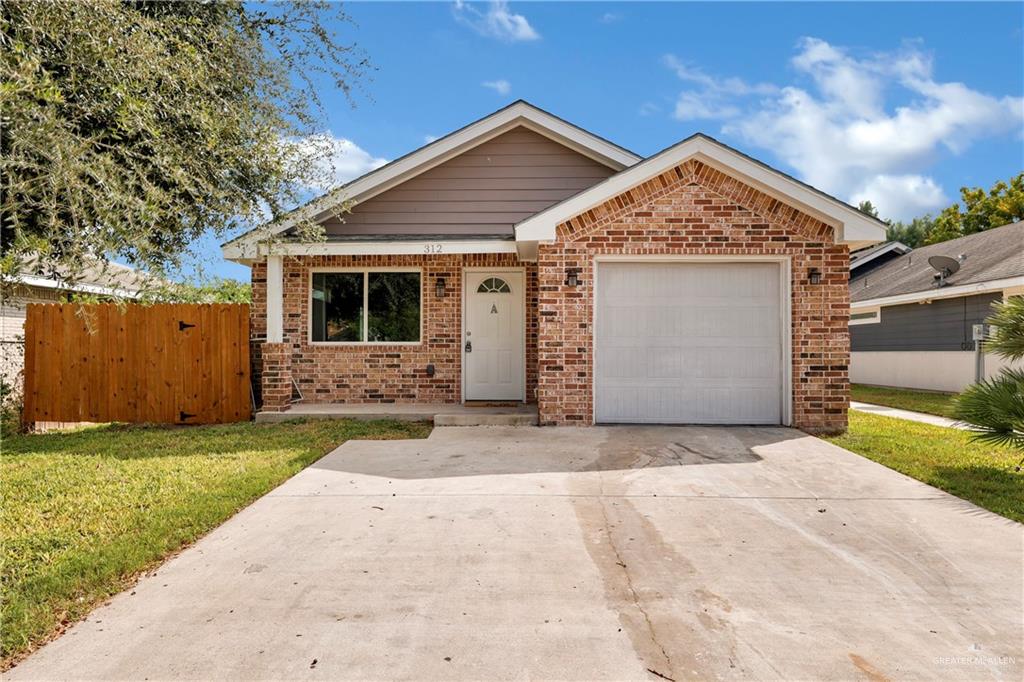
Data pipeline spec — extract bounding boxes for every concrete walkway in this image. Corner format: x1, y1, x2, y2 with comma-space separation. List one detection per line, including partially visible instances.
850, 401, 968, 429
9, 426, 1021, 681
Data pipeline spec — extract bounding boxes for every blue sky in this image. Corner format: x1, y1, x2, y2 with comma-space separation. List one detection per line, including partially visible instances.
204, 1, 1024, 281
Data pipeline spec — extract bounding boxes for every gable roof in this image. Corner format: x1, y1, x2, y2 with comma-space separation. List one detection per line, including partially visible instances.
514, 133, 887, 252
222, 101, 642, 261
851, 221, 1024, 305
850, 241, 912, 271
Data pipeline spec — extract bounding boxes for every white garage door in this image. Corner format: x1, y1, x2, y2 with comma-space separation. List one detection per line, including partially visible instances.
595, 261, 784, 424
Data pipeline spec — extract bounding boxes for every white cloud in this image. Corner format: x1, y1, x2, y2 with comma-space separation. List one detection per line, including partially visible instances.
423, 134, 440, 144
661, 39, 1023, 220
453, 1, 539, 42
638, 101, 661, 117
294, 134, 387, 193
482, 79, 512, 96
599, 12, 621, 24
851, 175, 950, 220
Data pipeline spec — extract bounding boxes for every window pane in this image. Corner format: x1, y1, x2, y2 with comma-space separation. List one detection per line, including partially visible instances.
312, 273, 363, 342
368, 272, 420, 342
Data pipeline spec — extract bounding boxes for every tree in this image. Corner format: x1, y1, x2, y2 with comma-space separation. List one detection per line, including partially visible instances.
859, 200, 936, 248
857, 200, 880, 218
926, 173, 1024, 245
1, 1, 369, 287
954, 296, 1024, 458
884, 216, 935, 249
147, 278, 253, 304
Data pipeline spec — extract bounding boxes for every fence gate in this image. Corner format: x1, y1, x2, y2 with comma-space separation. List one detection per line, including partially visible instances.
22, 303, 251, 426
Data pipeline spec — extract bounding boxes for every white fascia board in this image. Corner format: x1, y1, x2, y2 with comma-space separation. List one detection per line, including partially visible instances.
221, 102, 641, 263
260, 239, 518, 258
851, 275, 1024, 309
15, 275, 142, 299
514, 136, 888, 248
850, 242, 911, 272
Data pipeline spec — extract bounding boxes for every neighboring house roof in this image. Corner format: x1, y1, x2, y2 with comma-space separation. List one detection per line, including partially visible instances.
850, 241, 912, 272
222, 100, 642, 261
11, 258, 156, 299
514, 133, 887, 252
850, 221, 1024, 307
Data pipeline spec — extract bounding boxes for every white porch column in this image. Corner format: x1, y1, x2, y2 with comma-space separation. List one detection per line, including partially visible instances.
266, 255, 284, 343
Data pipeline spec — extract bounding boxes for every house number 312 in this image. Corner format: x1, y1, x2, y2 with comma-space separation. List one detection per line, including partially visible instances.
423, 243, 443, 254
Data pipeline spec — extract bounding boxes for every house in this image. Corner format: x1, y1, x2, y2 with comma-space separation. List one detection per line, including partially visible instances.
850, 221, 1024, 392
1, 259, 154, 388
222, 101, 886, 432
850, 241, 911, 278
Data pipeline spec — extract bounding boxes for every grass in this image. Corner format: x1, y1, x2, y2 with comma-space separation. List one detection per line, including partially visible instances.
0, 418, 431, 668
850, 383, 959, 418
826, 411, 1023, 523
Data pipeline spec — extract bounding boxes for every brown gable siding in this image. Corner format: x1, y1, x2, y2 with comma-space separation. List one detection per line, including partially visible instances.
320, 127, 616, 237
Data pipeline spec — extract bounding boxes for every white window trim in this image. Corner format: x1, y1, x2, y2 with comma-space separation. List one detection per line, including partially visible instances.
308, 266, 424, 346
849, 308, 881, 326
591, 254, 793, 427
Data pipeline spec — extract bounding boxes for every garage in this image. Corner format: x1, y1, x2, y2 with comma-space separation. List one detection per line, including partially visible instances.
594, 260, 787, 424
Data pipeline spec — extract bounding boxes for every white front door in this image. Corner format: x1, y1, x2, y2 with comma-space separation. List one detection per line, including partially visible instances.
464, 271, 525, 401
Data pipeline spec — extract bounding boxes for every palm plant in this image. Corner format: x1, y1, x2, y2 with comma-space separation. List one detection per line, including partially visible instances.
954, 296, 1024, 463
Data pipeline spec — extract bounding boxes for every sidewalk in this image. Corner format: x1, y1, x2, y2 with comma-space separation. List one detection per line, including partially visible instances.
850, 401, 968, 430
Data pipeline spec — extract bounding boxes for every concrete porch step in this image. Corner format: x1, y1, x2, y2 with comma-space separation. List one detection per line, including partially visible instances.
255, 402, 538, 426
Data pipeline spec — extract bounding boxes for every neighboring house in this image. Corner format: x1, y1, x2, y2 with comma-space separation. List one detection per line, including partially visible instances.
223, 100, 885, 432
850, 241, 911, 278
0, 260, 152, 388
850, 221, 1024, 392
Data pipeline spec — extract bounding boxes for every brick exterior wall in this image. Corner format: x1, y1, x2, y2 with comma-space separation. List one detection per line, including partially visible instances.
252, 254, 538, 407
536, 159, 850, 433
260, 342, 292, 412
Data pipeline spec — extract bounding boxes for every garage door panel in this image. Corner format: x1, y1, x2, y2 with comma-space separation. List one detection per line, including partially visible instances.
596, 261, 784, 425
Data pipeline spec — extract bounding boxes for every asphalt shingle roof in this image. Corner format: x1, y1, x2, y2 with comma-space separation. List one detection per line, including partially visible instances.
850, 221, 1024, 303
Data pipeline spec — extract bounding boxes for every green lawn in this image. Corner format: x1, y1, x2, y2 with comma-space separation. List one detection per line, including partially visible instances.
0, 419, 431, 668
826, 411, 1023, 523
850, 383, 959, 418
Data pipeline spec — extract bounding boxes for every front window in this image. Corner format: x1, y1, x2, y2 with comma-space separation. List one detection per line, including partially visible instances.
311, 271, 421, 343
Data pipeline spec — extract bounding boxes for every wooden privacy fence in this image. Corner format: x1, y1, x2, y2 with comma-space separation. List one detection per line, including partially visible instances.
22, 303, 251, 426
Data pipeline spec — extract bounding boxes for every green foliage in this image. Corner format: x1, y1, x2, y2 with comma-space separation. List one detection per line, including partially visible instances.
0, 418, 431, 665
825, 411, 1023, 523
985, 296, 1024, 361
953, 369, 1024, 450
884, 215, 935, 249
953, 296, 1024, 454
146, 278, 252, 304
857, 200, 879, 218
860, 172, 1022, 248
926, 173, 1024, 245
1, 1, 368, 286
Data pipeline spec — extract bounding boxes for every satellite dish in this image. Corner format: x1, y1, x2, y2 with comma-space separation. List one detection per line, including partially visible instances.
928, 255, 962, 287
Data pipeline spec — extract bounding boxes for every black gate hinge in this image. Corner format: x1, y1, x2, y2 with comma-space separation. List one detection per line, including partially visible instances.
178, 321, 196, 331
179, 411, 196, 421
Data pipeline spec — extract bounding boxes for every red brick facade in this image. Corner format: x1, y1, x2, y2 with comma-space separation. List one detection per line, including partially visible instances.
535, 159, 849, 433
252, 161, 850, 433
252, 254, 538, 407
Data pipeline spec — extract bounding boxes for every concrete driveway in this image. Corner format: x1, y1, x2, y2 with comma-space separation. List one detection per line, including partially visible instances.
10, 426, 1022, 681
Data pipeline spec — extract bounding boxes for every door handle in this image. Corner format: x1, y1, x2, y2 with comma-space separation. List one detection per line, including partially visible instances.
465, 340, 472, 353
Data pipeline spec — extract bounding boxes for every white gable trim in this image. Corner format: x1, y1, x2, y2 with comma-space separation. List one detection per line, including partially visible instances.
850, 242, 911, 273
514, 135, 887, 251
222, 101, 640, 262
261, 239, 517, 258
